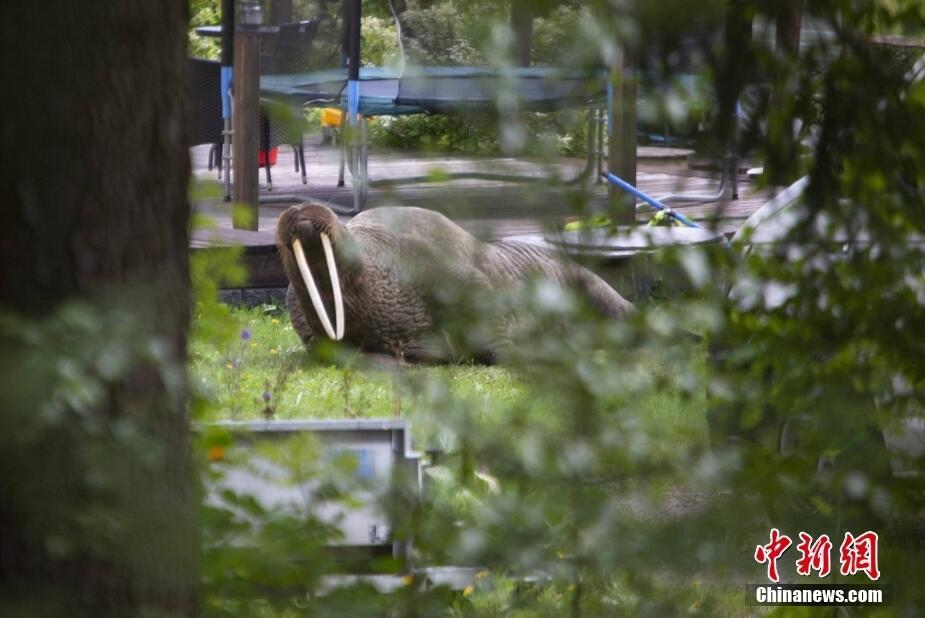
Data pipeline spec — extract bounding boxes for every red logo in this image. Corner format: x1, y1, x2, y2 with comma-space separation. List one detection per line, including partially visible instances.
755, 529, 880, 582
795, 532, 832, 577
754, 528, 792, 583
839, 531, 880, 581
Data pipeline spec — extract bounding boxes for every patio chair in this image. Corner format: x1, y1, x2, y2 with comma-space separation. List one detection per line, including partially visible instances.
188, 57, 224, 177
188, 57, 305, 190
259, 105, 307, 190
257, 20, 319, 189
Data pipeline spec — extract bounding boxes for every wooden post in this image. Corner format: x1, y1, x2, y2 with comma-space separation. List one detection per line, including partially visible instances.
766, 0, 802, 185
232, 30, 260, 230
608, 47, 637, 225
776, 0, 803, 55
270, 0, 293, 25
510, 0, 533, 66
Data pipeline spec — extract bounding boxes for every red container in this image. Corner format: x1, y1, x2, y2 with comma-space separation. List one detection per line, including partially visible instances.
258, 147, 279, 167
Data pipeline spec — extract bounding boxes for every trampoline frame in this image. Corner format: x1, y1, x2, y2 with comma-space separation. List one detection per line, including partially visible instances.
317, 0, 608, 214
218, 0, 725, 215
329, 108, 605, 214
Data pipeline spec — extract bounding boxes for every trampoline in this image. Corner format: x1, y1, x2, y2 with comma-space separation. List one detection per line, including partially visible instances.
212, 1, 733, 216
260, 66, 605, 116
259, 64, 605, 212
225, 0, 606, 213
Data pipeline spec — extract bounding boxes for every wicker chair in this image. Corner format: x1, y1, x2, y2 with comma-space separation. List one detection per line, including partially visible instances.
259, 105, 307, 190
257, 20, 319, 189
188, 58, 225, 177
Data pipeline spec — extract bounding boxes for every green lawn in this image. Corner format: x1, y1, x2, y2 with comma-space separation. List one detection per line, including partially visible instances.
190, 306, 770, 615
189, 306, 709, 454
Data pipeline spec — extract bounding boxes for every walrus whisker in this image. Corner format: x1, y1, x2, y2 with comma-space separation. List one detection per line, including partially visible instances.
292, 236, 344, 341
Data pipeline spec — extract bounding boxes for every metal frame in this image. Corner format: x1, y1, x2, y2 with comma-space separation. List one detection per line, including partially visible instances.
658, 152, 738, 204
204, 419, 422, 563
328, 0, 606, 214
335, 108, 604, 215
214, 0, 737, 217
200, 419, 486, 591
215, 0, 608, 214
603, 171, 701, 228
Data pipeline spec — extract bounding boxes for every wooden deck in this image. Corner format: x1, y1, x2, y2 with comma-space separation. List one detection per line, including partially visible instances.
191, 137, 775, 288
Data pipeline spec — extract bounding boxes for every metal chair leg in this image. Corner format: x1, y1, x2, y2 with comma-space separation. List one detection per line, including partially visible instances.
261, 113, 272, 191
349, 116, 368, 213
337, 114, 347, 187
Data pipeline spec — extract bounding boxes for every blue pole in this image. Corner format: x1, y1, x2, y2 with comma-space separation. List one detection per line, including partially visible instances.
220, 0, 234, 121
602, 171, 700, 228
346, 0, 361, 123
220, 0, 234, 200
347, 79, 359, 119
220, 67, 233, 120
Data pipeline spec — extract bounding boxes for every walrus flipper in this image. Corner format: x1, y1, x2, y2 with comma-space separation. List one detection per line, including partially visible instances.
488, 241, 635, 319
566, 262, 636, 319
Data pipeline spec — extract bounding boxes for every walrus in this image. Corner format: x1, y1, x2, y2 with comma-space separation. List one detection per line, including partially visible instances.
276, 203, 633, 363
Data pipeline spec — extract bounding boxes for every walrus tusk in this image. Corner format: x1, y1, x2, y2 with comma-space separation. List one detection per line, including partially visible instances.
292, 235, 345, 341
320, 233, 345, 340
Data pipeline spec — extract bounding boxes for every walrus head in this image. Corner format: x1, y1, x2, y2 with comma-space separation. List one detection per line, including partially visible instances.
277, 203, 347, 341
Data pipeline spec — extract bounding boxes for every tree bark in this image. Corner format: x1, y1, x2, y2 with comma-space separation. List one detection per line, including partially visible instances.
270, 0, 294, 25
233, 30, 261, 228
608, 47, 637, 225
0, 1, 196, 615
510, 0, 534, 67
766, 0, 804, 184
775, 0, 803, 56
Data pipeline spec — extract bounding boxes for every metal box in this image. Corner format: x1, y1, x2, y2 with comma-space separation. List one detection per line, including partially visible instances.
203, 419, 422, 564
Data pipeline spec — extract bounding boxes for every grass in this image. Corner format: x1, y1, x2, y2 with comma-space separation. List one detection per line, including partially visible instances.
189, 305, 709, 453
190, 306, 767, 614
190, 305, 529, 437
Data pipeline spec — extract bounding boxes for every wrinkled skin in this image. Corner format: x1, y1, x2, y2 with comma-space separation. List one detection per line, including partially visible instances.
277, 203, 634, 363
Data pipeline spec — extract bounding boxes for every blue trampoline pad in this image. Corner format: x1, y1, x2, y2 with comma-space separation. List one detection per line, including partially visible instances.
260, 66, 606, 116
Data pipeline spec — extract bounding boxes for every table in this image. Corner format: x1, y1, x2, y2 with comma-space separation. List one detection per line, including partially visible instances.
194, 24, 280, 37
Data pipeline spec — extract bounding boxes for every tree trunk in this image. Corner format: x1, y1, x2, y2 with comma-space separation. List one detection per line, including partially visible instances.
608, 47, 637, 224
0, 1, 196, 615
270, 0, 294, 25
766, 0, 804, 184
775, 0, 803, 56
510, 0, 534, 67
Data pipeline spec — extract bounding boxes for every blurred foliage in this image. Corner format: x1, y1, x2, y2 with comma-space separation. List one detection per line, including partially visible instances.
190, 0, 925, 612
358, 0, 712, 154
14, 0, 922, 614
0, 290, 197, 615
190, 306, 707, 449
187, 0, 710, 154
359, 1, 601, 157
365, 110, 594, 157
189, 0, 221, 59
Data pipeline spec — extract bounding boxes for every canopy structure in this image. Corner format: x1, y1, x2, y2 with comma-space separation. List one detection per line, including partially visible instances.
223, 0, 612, 216
219, 1, 746, 225
260, 66, 605, 117
309, 0, 607, 212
